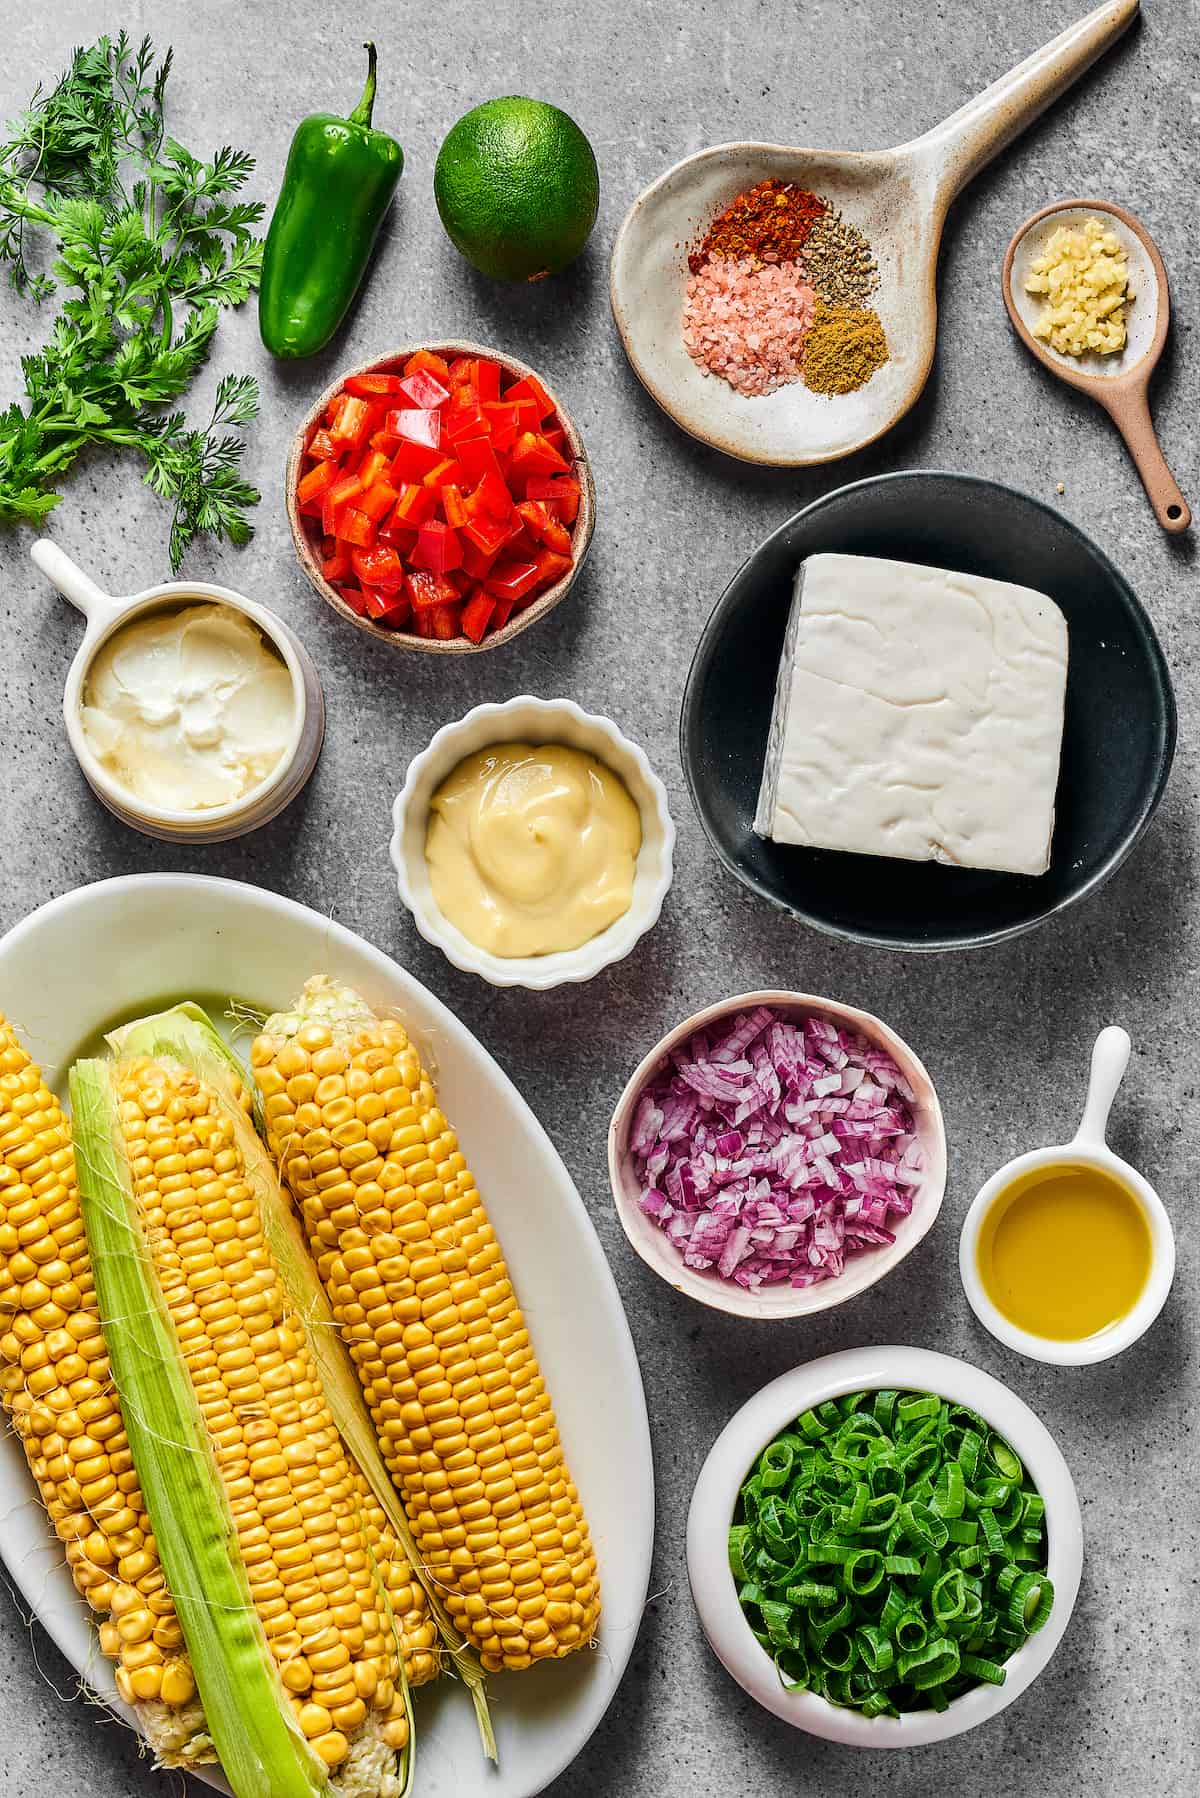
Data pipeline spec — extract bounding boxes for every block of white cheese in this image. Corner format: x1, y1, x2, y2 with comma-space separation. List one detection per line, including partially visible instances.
754, 553, 1069, 876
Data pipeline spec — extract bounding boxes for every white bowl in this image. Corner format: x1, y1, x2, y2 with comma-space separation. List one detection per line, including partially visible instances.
687, 1345, 1083, 1747
607, 991, 947, 1319
389, 696, 675, 989
960, 1026, 1175, 1365
32, 538, 324, 843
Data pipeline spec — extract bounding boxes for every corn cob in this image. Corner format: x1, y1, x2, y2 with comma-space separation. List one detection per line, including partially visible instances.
251, 977, 600, 1674
70, 1010, 441, 1798
0, 1011, 210, 1767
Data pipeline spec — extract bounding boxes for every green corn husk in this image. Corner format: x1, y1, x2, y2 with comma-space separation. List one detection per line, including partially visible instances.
70, 1055, 337, 1798
108, 1004, 496, 1766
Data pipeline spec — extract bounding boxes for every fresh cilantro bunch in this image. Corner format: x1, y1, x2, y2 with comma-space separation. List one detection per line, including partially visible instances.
0, 33, 263, 568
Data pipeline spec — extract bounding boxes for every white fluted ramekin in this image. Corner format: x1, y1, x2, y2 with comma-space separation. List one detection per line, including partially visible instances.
390, 696, 675, 989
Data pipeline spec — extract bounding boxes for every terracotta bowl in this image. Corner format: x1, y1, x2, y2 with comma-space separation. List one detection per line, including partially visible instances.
607, 990, 947, 1320
285, 339, 596, 654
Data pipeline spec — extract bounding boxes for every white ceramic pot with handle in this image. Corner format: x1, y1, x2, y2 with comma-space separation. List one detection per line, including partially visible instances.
33, 539, 325, 844
959, 1026, 1175, 1365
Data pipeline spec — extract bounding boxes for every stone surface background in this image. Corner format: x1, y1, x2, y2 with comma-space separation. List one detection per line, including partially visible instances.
0, 0, 1196, 1793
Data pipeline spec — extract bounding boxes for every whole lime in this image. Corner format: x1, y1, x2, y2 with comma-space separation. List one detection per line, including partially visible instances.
434, 97, 599, 283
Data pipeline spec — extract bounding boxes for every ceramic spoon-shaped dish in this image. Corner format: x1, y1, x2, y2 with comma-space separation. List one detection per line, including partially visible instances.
1003, 198, 1190, 532
610, 0, 1139, 466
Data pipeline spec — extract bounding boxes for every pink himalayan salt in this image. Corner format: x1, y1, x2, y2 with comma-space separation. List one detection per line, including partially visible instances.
682, 256, 816, 397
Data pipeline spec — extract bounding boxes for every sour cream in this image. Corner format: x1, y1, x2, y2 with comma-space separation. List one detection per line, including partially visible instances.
425, 742, 642, 957
79, 603, 295, 812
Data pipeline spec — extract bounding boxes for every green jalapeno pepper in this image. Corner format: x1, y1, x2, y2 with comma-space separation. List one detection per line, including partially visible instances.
259, 43, 403, 359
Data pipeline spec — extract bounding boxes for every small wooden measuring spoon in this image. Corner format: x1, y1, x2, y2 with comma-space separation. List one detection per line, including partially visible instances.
1003, 198, 1190, 533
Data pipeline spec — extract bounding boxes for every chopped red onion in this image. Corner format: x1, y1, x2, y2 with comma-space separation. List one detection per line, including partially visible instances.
630, 1007, 923, 1290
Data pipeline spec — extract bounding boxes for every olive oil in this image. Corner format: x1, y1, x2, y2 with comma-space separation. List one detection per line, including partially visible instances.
977, 1161, 1151, 1340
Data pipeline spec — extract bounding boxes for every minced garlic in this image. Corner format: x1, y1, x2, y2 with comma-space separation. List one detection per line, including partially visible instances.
1024, 216, 1130, 356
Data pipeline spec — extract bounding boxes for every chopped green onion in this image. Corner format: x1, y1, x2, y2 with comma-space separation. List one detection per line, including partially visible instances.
735, 1388, 1052, 1717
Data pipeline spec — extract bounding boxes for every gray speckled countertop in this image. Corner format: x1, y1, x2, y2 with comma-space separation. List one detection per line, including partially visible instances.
1, 1, 1197, 1794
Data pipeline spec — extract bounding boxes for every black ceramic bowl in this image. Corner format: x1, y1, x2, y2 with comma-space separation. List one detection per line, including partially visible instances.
681, 472, 1176, 952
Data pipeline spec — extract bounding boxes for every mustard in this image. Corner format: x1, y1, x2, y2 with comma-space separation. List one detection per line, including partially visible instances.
425, 742, 642, 957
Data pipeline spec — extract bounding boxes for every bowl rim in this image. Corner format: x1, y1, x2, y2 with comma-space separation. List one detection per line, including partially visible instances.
285, 339, 596, 655
679, 469, 1177, 953
958, 1140, 1177, 1365
686, 1344, 1083, 1747
606, 989, 947, 1319
64, 577, 311, 832
389, 694, 675, 989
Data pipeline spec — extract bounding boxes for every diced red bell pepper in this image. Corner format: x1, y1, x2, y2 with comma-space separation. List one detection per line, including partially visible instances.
489, 597, 516, 632
322, 548, 352, 583
381, 594, 413, 627
387, 407, 441, 450
331, 395, 381, 451
461, 538, 502, 580
422, 457, 464, 490
510, 431, 571, 478
456, 436, 503, 485
541, 514, 573, 555
461, 591, 496, 643
525, 474, 580, 522
336, 507, 377, 549
444, 402, 488, 443
391, 482, 438, 528
442, 485, 469, 529
322, 472, 363, 536
358, 479, 399, 523
344, 371, 405, 397
399, 370, 451, 410
390, 438, 445, 483
504, 373, 556, 419
325, 390, 355, 432
532, 547, 572, 589
516, 498, 551, 542
351, 546, 406, 589
413, 519, 463, 574
462, 510, 513, 558
404, 349, 452, 383
483, 559, 541, 602
481, 402, 520, 450
369, 426, 401, 455
306, 428, 341, 462
447, 355, 475, 388
298, 458, 338, 508
470, 469, 512, 521
503, 527, 539, 563
474, 358, 502, 402
379, 519, 418, 555
405, 570, 461, 611
328, 472, 364, 509
508, 397, 544, 434
355, 449, 390, 490
543, 427, 567, 453
428, 602, 463, 639
337, 584, 370, 616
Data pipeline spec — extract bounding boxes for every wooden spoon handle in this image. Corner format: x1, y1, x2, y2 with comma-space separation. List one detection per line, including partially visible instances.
904, 0, 1140, 210
1099, 387, 1192, 534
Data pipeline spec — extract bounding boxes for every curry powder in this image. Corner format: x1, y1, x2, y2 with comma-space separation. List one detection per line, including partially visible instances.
802, 300, 889, 395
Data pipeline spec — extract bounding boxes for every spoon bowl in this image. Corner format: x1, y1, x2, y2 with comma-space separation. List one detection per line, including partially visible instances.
1002, 198, 1190, 532
610, 0, 1139, 465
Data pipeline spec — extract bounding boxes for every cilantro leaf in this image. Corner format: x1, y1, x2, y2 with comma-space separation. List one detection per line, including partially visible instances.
0, 34, 261, 563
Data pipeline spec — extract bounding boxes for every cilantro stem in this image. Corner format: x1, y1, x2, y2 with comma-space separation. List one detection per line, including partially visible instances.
0, 34, 261, 563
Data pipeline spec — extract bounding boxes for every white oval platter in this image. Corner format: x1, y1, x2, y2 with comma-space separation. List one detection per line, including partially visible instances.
0, 873, 654, 1798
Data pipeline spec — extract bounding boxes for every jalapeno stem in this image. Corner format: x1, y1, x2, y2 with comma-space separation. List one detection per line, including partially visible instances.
350, 42, 378, 129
